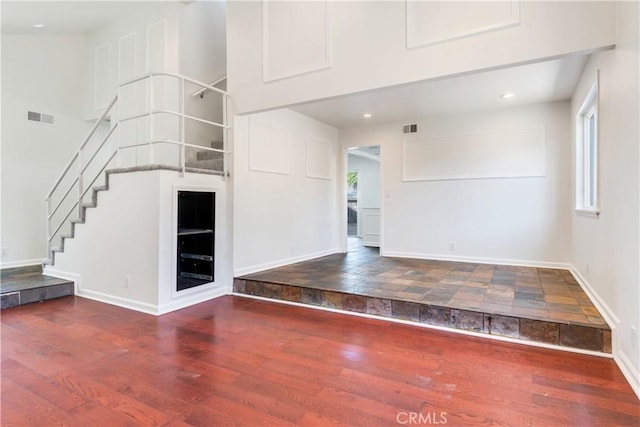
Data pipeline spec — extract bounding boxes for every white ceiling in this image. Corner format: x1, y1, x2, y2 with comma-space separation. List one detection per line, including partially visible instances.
291, 55, 589, 129
1, 1, 164, 35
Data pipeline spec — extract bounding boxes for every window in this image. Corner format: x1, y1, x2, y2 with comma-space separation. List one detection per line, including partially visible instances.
576, 79, 599, 216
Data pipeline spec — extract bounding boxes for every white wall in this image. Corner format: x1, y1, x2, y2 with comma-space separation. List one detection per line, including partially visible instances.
233, 108, 340, 275
50, 169, 229, 315
1, 34, 90, 267
347, 154, 380, 210
341, 102, 572, 266
570, 1, 639, 394
83, 1, 227, 166
227, 1, 615, 114
180, 1, 227, 154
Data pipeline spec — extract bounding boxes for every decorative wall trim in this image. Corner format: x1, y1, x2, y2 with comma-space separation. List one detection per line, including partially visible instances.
381, 251, 572, 271
234, 247, 342, 277
94, 42, 111, 110
118, 32, 138, 84
361, 208, 380, 247
262, 0, 332, 82
402, 127, 546, 182
249, 117, 290, 175
233, 293, 612, 359
406, 0, 521, 49
145, 19, 168, 74
1, 258, 46, 269
305, 136, 332, 180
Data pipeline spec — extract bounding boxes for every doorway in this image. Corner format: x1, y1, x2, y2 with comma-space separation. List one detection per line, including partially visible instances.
346, 146, 381, 249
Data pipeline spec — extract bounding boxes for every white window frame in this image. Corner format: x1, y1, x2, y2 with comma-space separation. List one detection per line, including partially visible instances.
576, 78, 599, 217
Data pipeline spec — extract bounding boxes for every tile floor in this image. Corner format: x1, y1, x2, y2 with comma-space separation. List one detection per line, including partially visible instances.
239, 238, 608, 330
236, 239, 611, 352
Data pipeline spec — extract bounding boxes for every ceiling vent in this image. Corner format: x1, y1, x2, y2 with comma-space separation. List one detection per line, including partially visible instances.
27, 111, 54, 124
403, 124, 417, 134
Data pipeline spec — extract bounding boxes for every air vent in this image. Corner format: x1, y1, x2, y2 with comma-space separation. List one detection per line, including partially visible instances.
403, 124, 417, 134
27, 111, 54, 124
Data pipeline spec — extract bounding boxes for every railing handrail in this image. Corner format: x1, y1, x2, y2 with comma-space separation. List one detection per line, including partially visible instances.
45, 71, 230, 263
46, 94, 118, 200
120, 72, 228, 96
191, 75, 227, 98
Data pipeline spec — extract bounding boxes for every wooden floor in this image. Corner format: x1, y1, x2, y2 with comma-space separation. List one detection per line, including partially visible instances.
1, 296, 638, 426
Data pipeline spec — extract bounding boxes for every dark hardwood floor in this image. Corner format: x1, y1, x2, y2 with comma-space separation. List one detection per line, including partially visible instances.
1, 295, 638, 426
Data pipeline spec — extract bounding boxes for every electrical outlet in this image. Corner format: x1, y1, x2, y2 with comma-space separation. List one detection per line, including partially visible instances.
125, 275, 131, 289
448, 242, 455, 251
631, 325, 638, 349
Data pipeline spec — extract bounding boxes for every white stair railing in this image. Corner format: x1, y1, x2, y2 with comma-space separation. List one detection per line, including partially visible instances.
45, 72, 230, 263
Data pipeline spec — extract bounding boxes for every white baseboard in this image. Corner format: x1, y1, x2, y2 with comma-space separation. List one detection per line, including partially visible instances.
382, 251, 572, 270
569, 267, 619, 330
569, 266, 640, 400
157, 286, 227, 315
233, 293, 612, 358
616, 350, 640, 400
41, 267, 80, 294
77, 288, 159, 316
1, 258, 46, 269
234, 248, 342, 277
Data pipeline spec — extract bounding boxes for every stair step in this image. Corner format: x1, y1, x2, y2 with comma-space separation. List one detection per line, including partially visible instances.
71, 219, 84, 225
60, 234, 73, 240
185, 158, 223, 171
196, 150, 224, 161
81, 202, 96, 209
93, 185, 108, 192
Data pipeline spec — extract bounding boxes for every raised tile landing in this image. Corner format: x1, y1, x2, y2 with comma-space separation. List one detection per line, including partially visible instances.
1, 265, 74, 309
235, 239, 611, 354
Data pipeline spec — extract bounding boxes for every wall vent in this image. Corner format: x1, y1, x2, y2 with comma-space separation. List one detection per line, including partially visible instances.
27, 111, 54, 124
403, 124, 417, 134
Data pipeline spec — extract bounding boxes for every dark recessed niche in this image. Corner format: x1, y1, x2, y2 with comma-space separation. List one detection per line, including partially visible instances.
177, 191, 215, 292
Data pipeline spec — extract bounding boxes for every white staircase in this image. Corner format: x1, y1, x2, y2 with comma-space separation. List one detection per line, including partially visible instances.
44, 73, 230, 266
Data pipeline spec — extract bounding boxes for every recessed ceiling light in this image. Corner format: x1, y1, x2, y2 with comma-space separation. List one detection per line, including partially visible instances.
500, 92, 515, 99
363, 113, 372, 118
33, 24, 45, 28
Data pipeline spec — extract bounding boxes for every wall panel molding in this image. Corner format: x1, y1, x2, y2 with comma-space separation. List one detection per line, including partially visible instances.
262, 0, 332, 82
94, 42, 111, 109
402, 127, 546, 182
146, 19, 167, 73
118, 32, 138, 84
406, 0, 521, 49
306, 136, 332, 180
249, 117, 290, 175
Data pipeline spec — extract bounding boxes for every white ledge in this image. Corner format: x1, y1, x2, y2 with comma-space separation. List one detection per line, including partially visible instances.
575, 208, 600, 218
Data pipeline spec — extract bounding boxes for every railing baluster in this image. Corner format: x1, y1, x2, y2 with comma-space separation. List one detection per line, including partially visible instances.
180, 76, 186, 175
45, 197, 51, 260
223, 93, 228, 180
149, 75, 154, 165
77, 149, 83, 218
45, 73, 231, 266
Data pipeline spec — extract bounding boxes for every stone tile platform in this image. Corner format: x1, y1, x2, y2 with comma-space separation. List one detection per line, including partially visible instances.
235, 239, 611, 354
1, 265, 74, 309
